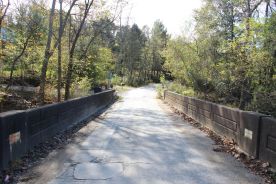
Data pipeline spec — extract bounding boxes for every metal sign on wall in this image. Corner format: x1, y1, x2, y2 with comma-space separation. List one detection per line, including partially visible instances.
9, 132, 21, 145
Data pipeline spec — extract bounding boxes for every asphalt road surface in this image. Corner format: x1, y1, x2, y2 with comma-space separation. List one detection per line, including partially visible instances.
21, 85, 265, 184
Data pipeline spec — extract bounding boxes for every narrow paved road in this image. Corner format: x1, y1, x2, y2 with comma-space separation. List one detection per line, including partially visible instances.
29, 85, 264, 184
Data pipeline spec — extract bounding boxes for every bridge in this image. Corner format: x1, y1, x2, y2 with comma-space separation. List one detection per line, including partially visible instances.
0, 85, 275, 183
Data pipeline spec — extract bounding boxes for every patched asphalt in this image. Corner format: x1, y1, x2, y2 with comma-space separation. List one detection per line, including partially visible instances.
25, 85, 265, 184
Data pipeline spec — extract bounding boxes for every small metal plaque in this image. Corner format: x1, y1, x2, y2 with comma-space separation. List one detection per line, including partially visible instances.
9, 132, 21, 144
244, 129, 253, 140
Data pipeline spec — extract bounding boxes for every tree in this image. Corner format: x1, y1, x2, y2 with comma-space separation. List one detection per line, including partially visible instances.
7, 2, 45, 87
0, 0, 10, 56
39, 0, 77, 104
114, 24, 148, 86
163, 0, 275, 116
150, 20, 168, 81
0, 0, 9, 35
64, 0, 95, 100
38, 0, 56, 104
57, 0, 63, 102
0, 0, 126, 109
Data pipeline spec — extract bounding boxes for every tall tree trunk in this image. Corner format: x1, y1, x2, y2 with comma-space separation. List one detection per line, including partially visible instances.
239, 0, 262, 109
38, 0, 76, 104
64, 0, 95, 100
246, 0, 251, 38
245, 0, 263, 37
52, 0, 77, 50
65, 52, 73, 100
271, 51, 276, 85
57, 0, 63, 102
230, 2, 235, 41
38, 0, 56, 105
265, 1, 269, 17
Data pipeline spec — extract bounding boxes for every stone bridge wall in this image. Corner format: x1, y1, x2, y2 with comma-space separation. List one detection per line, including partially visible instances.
164, 90, 276, 169
0, 90, 115, 169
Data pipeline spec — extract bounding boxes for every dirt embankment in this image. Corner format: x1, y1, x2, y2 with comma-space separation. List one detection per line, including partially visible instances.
0, 77, 40, 113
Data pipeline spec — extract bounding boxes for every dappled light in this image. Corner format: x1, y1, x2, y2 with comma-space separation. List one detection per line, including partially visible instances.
44, 85, 264, 183
1, 0, 276, 183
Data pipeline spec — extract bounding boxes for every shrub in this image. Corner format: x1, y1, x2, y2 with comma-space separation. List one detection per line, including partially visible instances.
71, 77, 91, 98
111, 75, 122, 86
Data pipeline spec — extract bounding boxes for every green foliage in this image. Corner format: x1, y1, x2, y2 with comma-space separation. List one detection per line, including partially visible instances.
115, 21, 169, 86
168, 82, 195, 97
151, 20, 168, 73
1, 0, 275, 118
0, 0, 122, 103
162, 0, 276, 116
116, 24, 148, 86
1, 0, 170, 102
71, 77, 91, 98
160, 74, 166, 86
157, 74, 170, 99
111, 74, 122, 86
2, 1, 47, 77
156, 85, 164, 99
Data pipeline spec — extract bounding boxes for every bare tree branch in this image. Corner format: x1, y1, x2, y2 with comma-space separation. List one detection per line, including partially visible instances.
65, 0, 95, 99
0, 0, 10, 29
251, 0, 264, 15
7, 35, 32, 88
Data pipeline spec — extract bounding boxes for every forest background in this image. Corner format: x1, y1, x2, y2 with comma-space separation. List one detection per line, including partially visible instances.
0, 0, 275, 117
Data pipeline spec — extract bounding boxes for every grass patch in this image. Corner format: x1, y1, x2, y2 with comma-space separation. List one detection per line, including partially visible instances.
114, 85, 134, 94
167, 82, 195, 97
